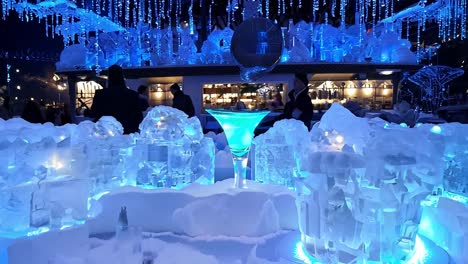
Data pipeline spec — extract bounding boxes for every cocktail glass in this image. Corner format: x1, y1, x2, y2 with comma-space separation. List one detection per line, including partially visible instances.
206, 109, 270, 188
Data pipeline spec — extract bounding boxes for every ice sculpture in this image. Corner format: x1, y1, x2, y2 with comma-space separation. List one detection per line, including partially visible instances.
87, 116, 133, 195
0, 121, 88, 234
206, 109, 269, 188
409, 66, 465, 113
294, 104, 454, 263
253, 119, 309, 189
137, 106, 215, 188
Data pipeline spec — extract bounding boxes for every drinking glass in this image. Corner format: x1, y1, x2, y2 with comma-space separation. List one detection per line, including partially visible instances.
206, 109, 270, 188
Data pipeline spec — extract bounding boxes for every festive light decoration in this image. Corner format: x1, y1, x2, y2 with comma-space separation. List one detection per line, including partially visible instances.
1, 0, 465, 69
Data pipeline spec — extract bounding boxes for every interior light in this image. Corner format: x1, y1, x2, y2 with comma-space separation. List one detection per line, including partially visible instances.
379, 70, 394, 75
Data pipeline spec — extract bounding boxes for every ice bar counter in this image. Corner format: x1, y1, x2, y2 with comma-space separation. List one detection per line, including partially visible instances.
0, 104, 467, 263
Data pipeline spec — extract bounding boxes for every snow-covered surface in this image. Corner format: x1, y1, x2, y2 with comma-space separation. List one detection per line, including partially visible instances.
89, 179, 298, 236
1, 224, 89, 264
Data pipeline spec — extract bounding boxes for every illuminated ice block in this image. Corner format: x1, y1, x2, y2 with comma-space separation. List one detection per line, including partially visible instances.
137, 106, 215, 189
253, 119, 309, 189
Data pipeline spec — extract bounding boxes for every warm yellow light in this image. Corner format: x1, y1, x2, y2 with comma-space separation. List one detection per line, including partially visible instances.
379, 70, 393, 75
364, 87, 373, 96
383, 89, 389, 96
347, 88, 357, 95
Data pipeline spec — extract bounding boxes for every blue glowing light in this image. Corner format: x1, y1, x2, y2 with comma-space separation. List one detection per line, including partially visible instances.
430, 125, 442, 134
407, 235, 429, 263
206, 109, 269, 157
384, 123, 390, 129
400, 123, 408, 128
444, 192, 468, 205
294, 242, 320, 264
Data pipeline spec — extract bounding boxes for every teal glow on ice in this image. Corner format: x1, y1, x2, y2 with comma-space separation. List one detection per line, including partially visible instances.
206, 109, 269, 157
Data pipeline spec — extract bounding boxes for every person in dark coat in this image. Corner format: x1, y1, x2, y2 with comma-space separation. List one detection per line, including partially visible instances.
169, 83, 195, 117
284, 73, 314, 130
21, 100, 45, 124
91, 65, 143, 134
137, 85, 150, 112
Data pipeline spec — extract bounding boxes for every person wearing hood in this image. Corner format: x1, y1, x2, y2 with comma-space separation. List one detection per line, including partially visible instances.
91, 64, 143, 134
284, 73, 314, 130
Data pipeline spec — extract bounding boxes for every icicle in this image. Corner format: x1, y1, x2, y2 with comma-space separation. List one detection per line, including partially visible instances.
176, 0, 181, 32
45, 16, 49, 38
227, 0, 231, 26
417, 18, 421, 63
125, 0, 130, 27
340, 0, 346, 29
96, 0, 101, 15
313, 0, 319, 21
162, 0, 166, 28
158, 0, 163, 29
462, 0, 467, 39
189, 0, 194, 34
147, 0, 154, 26
52, 14, 56, 38
331, 0, 336, 18
281, 0, 285, 18
118, 0, 123, 25
266, 0, 270, 18
406, 18, 410, 40
372, 0, 377, 36
209, 1, 212, 33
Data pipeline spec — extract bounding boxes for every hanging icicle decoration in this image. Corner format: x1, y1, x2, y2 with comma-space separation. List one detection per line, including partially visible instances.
96, 0, 101, 15
339, 0, 346, 29
281, 0, 285, 18
227, 0, 231, 25
125, 0, 130, 27
137, 0, 142, 23
189, 0, 194, 34
168, 0, 172, 27
118, 0, 123, 25
277, 0, 281, 16
462, 0, 467, 39
52, 14, 56, 38
148, 0, 153, 25
372, 0, 376, 36
406, 18, 410, 40
208, 0, 213, 32
162, 0, 166, 28
158, 0, 163, 29
364, 0, 370, 24
266, 0, 270, 18
298, 0, 302, 8
45, 16, 49, 38
331, 0, 336, 18
176, 0, 181, 33
2, 0, 8, 20
313, 0, 319, 21
95, 29, 101, 74
416, 17, 421, 63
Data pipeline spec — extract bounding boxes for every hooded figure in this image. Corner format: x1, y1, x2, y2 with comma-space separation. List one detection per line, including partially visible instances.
91, 65, 143, 134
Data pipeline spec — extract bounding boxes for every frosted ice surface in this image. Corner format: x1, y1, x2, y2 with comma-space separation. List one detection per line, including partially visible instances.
93, 116, 124, 138
137, 106, 214, 188
254, 119, 309, 189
